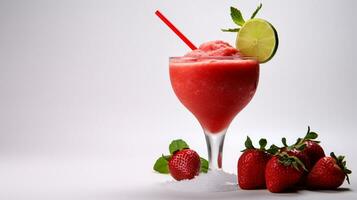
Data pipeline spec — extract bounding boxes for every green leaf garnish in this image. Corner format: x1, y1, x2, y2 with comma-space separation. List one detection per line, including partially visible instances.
230, 7, 245, 26
169, 139, 189, 155
153, 155, 170, 174
222, 3, 262, 32
221, 28, 240, 32
200, 157, 209, 173
250, 3, 262, 19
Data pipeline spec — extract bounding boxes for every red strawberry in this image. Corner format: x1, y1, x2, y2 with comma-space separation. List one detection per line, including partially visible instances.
285, 127, 325, 168
284, 148, 311, 186
265, 153, 306, 193
153, 139, 208, 181
238, 137, 272, 189
307, 152, 352, 189
302, 140, 325, 167
286, 148, 311, 171
168, 149, 201, 181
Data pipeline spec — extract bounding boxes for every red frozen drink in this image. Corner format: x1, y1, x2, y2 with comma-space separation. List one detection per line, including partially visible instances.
170, 41, 259, 133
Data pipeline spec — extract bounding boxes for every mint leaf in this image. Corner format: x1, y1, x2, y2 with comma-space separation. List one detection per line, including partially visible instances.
230, 7, 245, 26
259, 138, 267, 150
169, 139, 189, 155
244, 136, 254, 150
153, 155, 170, 174
200, 157, 209, 173
221, 28, 240, 32
250, 3, 262, 19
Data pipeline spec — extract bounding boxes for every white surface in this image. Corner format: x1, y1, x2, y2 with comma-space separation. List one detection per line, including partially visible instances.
0, 0, 356, 199
0, 155, 355, 200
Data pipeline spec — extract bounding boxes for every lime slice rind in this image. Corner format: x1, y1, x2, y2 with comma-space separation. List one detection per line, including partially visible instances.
236, 18, 278, 63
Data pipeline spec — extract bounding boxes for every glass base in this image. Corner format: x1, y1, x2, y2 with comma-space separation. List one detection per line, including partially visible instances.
204, 129, 227, 170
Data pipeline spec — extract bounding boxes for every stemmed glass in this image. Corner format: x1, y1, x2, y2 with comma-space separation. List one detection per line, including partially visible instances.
169, 56, 259, 170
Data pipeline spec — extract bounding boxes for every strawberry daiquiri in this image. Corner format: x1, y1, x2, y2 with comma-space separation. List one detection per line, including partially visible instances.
169, 41, 259, 169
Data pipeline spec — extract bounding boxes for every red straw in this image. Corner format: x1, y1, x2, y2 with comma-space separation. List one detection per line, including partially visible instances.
155, 10, 197, 50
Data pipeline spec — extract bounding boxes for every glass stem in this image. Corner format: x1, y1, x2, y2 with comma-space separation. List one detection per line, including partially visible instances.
204, 129, 227, 170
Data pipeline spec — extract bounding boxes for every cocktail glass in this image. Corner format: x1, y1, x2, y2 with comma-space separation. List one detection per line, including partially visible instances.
169, 56, 259, 170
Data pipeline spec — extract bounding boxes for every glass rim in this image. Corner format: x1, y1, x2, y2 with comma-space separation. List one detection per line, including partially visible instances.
169, 55, 258, 61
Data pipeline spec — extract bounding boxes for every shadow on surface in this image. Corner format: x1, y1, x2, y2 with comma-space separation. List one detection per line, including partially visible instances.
115, 186, 354, 200
121, 187, 267, 200
307, 187, 352, 193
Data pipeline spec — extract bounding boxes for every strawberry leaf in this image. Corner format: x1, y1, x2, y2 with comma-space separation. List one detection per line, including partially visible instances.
259, 138, 267, 150
294, 156, 308, 171
306, 126, 311, 135
200, 157, 209, 173
303, 126, 318, 140
294, 138, 303, 146
230, 7, 245, 26
330, 152, 338, 160
169, 139, 189, 155
296, 143, 307, 151
244, 136, 254, 150
291, 126, 320, 150
267, 144, 280, 155
153, 155, 170, 174
282, 137, 288, 147
338, 155, 345, 162
292, 162, 299, 171
305, 131, 318, 140
278, 152, 307, 171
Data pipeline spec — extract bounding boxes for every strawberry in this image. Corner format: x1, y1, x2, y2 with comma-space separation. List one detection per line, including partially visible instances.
307, 152, 352, 189
285, 148, 312, 186
265, 152, 306, 193
278, 127, 325, 186
302, 140, 325, 167
238, 137, 272, 189
281, 127, 325, 169
153, 139, 208, 181
168, 149, 201, 180
285, 148, 311, 171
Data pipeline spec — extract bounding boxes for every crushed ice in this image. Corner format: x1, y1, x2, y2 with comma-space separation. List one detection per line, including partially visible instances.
161, 170, 237, 193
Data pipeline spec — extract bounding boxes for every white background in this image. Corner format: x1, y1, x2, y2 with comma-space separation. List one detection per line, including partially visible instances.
0, 0, 356, 199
